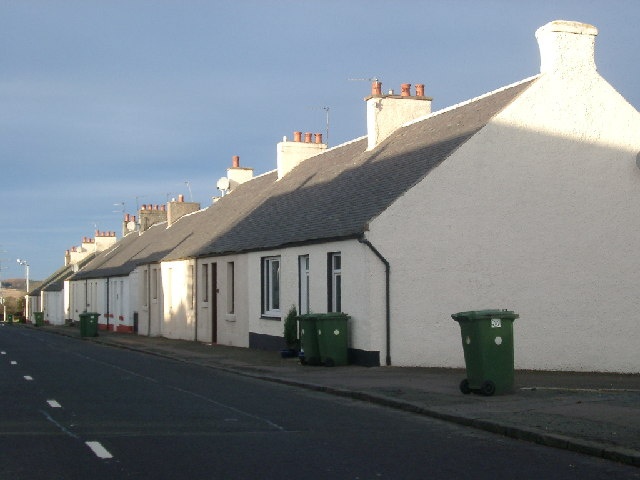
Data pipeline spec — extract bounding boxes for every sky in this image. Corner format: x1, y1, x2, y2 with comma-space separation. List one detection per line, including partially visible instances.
1, 0, 639, 281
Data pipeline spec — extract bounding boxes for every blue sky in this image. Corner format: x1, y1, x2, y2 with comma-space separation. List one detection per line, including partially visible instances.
1, 0, 638, 280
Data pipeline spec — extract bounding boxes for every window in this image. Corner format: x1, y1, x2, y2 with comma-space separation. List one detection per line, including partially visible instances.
143, 269, 149, 307
328, 252, 341, 312
227, 262, 235, 314
298, 255, 310, 314
152, 268, 158, 300
202, 263, 209, 302
261, 256, 281, 316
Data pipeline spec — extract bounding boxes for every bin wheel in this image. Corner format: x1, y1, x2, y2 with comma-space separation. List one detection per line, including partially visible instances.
480, 380, 496, 396
459, 379, 471, 395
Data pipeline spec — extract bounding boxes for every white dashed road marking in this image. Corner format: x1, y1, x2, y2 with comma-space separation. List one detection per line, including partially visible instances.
24, 376, 33, 381
47, 400, 62, 408
1, 351, 6, 355
10, 361, 17, 365
86, 441, 113, 459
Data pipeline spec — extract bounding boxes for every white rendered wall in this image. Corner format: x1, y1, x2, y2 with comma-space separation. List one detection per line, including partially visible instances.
247, 240, 386, 356
43, 291, 64, 325
368, 68, 640, 372
160, 260, 196, 341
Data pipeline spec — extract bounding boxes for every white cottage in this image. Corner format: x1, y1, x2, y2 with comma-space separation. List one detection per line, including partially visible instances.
157, 20, 639, 372
48, 20, 638, 373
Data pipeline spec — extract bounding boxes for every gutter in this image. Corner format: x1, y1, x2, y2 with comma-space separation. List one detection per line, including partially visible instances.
358, 235, 391, 366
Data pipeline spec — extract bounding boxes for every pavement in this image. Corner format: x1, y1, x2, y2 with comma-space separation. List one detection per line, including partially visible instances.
16, 323, 640, 467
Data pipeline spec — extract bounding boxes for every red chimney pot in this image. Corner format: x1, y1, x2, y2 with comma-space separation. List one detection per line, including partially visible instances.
315, 133, 323, 144
401, 83, 411, 97
178, 194, 184, 202
304, 132, 312, 143
371, 81, 382, 96
415, 84, 425, 97
293, 131, 302, 142
232, 155, 240, 168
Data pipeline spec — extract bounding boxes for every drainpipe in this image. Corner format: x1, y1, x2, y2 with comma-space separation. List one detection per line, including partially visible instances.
106, 279, 110, 331
358, 235, 391, 366
147, 267, 151, 336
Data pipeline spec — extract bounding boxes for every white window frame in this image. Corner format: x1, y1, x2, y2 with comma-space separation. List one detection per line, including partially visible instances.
328, 252, 341, 313
261, 256, 281, 317
298, 255, 310, 315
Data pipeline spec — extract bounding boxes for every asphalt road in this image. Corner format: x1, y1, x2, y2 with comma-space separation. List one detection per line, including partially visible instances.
1, 326, 638, 480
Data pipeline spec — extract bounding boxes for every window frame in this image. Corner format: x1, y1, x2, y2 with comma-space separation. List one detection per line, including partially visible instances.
261, 256, 281, 317
298, 254, 310, 315
327, 252, 342, 312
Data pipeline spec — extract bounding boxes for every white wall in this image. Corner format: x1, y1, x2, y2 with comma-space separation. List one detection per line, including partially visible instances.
160, 260, 196, 340
368, 69, 640, 372
247, 240, 387, 356
43, 291, 64, 325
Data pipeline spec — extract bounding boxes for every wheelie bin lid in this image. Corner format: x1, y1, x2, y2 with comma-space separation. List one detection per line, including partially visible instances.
452, 309, 519, 322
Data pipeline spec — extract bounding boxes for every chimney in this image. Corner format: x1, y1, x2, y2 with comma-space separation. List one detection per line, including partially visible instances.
167, 195, 200, 227
95, 230, 117, 252
536, 20, 598, 75
139, 202, 168, 232
277, 130, 327, 179
366, 80, 432, 150
227, 155, 254, 190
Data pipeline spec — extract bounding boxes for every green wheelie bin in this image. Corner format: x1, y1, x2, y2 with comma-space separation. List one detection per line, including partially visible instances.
452, 309, 519, 396
298, 314, 321, 365
316, 313, 350, 367
33, 311, 44, 327
79, 312, 100, 338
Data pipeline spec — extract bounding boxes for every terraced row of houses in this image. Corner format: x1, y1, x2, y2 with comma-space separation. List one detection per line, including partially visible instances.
29, 21, 640, 373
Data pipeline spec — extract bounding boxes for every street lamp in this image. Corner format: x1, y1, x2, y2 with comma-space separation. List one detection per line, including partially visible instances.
17, 259, 29, 293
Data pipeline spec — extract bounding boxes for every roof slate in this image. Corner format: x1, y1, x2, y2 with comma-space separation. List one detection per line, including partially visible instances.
70, 78, 535, 278
175, 78, 536, 259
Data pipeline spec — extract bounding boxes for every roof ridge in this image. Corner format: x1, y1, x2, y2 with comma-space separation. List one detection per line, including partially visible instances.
403, 74, 541, 129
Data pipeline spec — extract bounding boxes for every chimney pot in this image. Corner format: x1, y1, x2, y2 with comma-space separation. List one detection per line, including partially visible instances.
401, 83, 411, 97
293, 131, 302, 142
315, 133, 323, 144
304, 132, 312, 143
178, 194, 184, 202
371, 81, 382, 96
415, 84, 425, 97
232, 155, 240, 168
124, 213, 130, 222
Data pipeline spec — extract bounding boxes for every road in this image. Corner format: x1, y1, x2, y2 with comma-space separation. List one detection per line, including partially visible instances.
1, 326, 638, 479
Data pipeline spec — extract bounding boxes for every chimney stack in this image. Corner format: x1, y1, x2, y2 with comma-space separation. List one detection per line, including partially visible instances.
277, 130, 327, 179
365, 81, 433, 150
536, 20, 598, 75
227, 155, 254, 191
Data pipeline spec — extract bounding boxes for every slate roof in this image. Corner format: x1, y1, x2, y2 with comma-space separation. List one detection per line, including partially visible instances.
70, 220, 194, 280
26, 253, 98, 295
165, 78, 536, 261
69, 77, 536, 278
